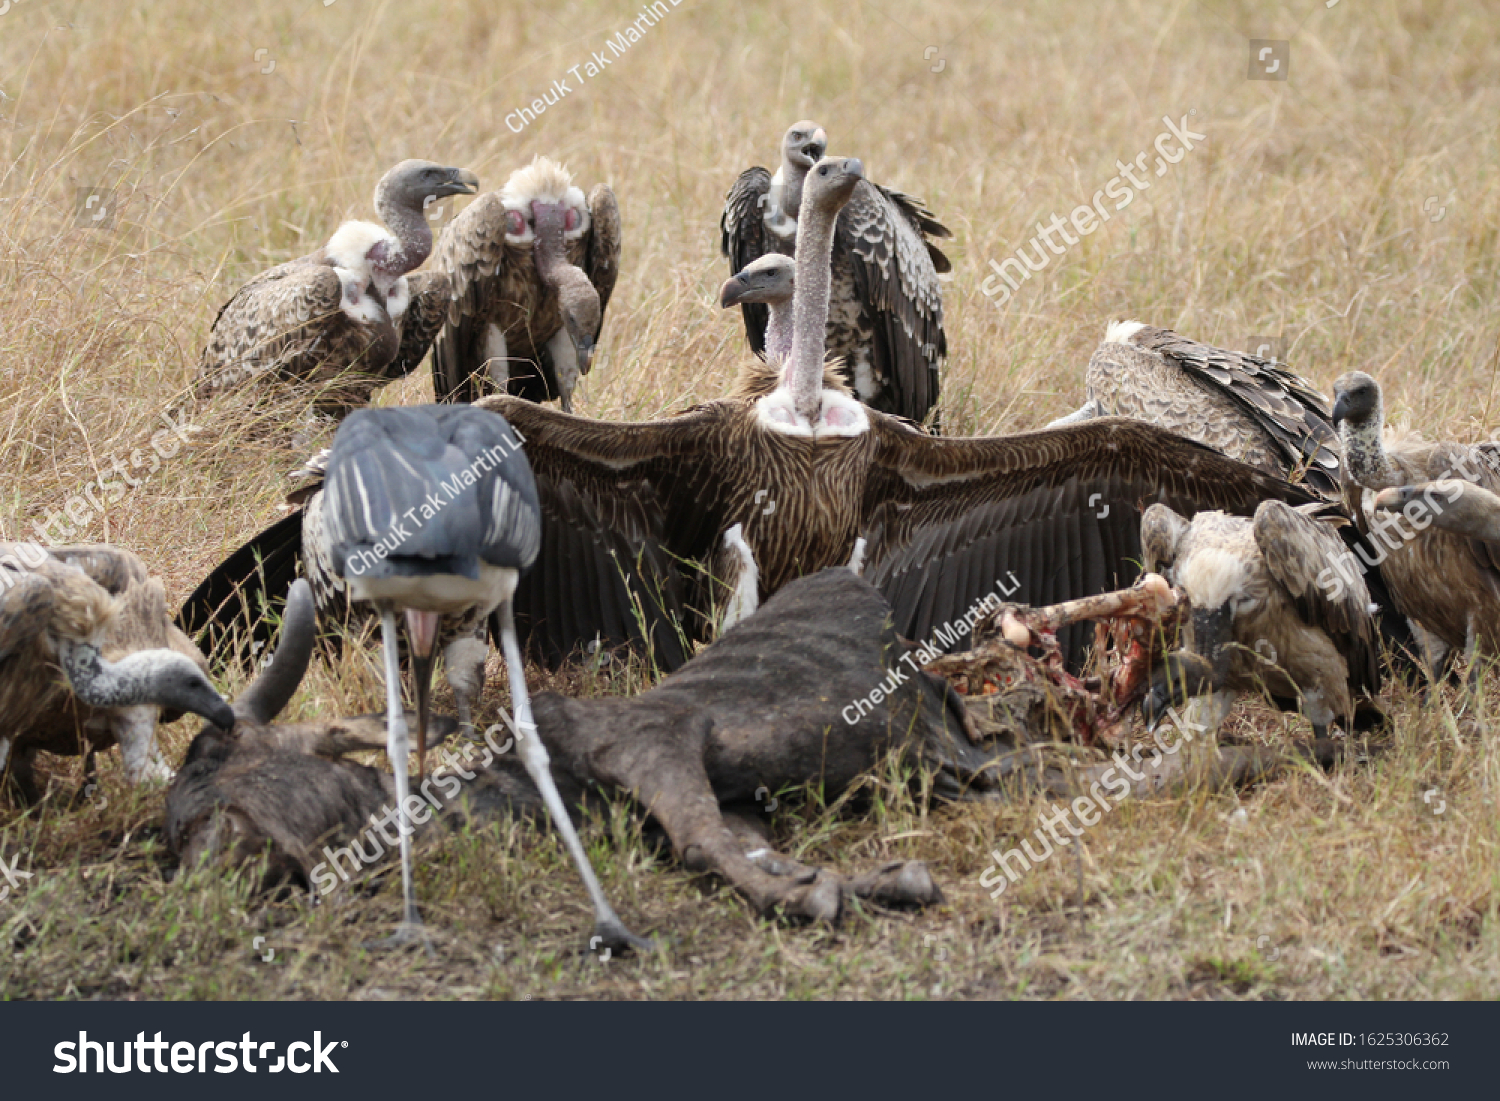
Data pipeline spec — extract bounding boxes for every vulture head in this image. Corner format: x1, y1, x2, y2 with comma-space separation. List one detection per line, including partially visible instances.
367, 160, 479, 282
1329, 370, 1382, 431
56, 639, 236, 732
804, 155, 864, 212
719, 253, 795, 309
772, 120, 829, 223
500, 157, 602, 398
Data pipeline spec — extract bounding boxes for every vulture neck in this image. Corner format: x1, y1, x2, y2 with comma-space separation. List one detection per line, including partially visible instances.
533, 216, 586, 293
370, 189, 432, 283
779, 160, 809, 221
1338, 403, 1398, 489
764, 298, 794, 365
57, 641, 172, 711
787, 192, 837, 424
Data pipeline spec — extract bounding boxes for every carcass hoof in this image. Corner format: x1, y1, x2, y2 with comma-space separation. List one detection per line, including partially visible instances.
850, 861, 944, 909
773, 872, 844, 924
589, 916, 657, 956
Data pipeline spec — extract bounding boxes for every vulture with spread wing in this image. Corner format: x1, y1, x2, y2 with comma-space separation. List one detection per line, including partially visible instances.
721, 121, 950, 426
430, 156, 620, 410
184, 157, 1311, 681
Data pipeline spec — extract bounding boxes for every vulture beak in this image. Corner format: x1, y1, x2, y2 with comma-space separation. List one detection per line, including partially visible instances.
719, 272, 752, 309
1372, 486, 1412, 512
574, 331, 596, 375
434, 167, 480, 198
1330, 391, 1353, 426
1141, 650, 1215, 731
806, 128, 828, 161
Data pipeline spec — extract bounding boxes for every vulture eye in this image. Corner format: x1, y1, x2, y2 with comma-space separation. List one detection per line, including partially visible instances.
564, 208, 580, 231
506, 211, 527, 235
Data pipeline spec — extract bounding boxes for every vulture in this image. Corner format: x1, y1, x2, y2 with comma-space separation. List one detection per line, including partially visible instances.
195, 160, 479, 416
1051, 321, 1342, 496
429, 156, 620, 410
720, 253, 796, 362
1331, 371, 1500, 676
0, 542, 234, 801
721, 121, 950, 425
182, 156, 1313, 684
1140, 502, 1380, 738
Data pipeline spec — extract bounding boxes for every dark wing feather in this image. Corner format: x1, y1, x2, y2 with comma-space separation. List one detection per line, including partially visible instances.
585, 183, 621, 337
474, 395, 745, 670
861, 416, 1317, 664
838, 180, 947, 425
719, 166, 776, 355
1254, 500, 1381, 696
175, 509, 306, 670
1134, 327, 1342, 497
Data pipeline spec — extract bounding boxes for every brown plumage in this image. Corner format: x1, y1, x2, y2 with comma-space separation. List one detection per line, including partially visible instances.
184, 157, 1315, 683
1140, 502, 1379, 737
0, 542, 233, 801
721, 121, 950, 425
1332, 370, 1500, 672
1056, 321, 1343, 496
430, 156, 620, 410
195, 160, 478, 417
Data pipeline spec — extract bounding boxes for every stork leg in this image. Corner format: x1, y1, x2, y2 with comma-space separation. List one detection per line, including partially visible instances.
497, 598, 652, 954
367, 608, 431, 953
405, 608, 442, 778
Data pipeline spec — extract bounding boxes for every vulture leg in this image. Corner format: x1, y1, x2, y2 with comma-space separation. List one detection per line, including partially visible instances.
367, 608, 431, 953
443, 632, 489, 737
497, 599, 651, 954
111, 705, 173, 785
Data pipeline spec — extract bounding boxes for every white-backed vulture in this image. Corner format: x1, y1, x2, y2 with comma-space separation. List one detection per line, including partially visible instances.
1140, 502, 1380, 738
429, 156, 620, 410
182, 157, 1314, 683
1331, 370, 1500, 673
721, 121, 950, 426
195, 160, 478, 416
0, 542, 234, 801
1051, 321, 1343, 496
720, 253, 796, 363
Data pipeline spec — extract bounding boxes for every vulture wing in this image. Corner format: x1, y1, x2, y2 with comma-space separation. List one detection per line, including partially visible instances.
196, 258, 348, 397
388, 270, 451, 382
585, 183, 622, 336
430, 193, 531, 403
474, 395, 749, 670
1129, 326, 1342, 496
1253, 500, 1380, 696
719, 166, 778, 355
837, 180, 948, 425
859, 416, 1317, 663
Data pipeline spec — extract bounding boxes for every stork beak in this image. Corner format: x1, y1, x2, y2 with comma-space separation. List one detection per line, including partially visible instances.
404, 609, 442, 777
719, 272, 752, 309
435, 167, 480, 198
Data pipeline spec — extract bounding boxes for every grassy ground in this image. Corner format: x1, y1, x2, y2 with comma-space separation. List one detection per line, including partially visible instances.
2, 0, 1499, 1000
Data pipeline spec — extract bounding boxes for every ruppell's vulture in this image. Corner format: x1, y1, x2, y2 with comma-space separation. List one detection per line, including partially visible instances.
721, 121, 950, 426
0, 542, 233, 801
1332, 371, 1500, 678
429, 156, 620, 410
1140, 502, 1380, 738
195, 160, 478, 416
181, 157, 1313, 685
1051, 321, 1343, 497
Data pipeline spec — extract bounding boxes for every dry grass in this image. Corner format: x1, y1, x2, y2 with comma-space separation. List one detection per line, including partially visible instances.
3, 0, 1500, 1000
